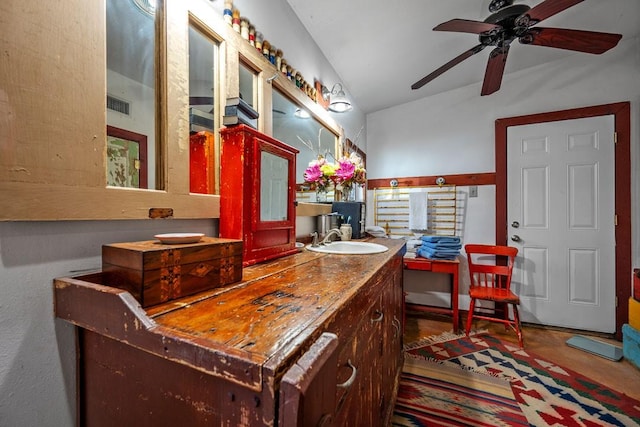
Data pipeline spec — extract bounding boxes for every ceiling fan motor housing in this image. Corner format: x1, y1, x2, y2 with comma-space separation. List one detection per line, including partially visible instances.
481, 4, 531, 46
488, 0, 515, 13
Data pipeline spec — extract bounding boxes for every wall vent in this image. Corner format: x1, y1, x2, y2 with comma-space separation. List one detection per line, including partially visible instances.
107, 95, 130, 116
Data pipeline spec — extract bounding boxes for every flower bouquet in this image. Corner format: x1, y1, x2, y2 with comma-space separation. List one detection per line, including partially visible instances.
304, 156, 336, 202
334, 153, 366, 201
304, 152, 365, 202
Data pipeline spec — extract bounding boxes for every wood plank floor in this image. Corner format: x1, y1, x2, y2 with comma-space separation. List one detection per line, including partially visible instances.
404, 312, 640, 401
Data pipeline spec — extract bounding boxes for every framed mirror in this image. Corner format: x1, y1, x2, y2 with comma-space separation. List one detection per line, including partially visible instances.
239, 62, 258, 109
271, 88, 338, 184
188, 23, 220, 195
106, 0, 158, 189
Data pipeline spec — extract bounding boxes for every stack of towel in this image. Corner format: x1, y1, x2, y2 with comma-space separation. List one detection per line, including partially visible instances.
416, 235, 461, 260
365, 226, 387, 238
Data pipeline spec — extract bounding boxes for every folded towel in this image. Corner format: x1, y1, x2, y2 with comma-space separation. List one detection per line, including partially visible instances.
421, 235, 460, 244
416, 246, 459, 260
406, 239, 423, 253
409, 192, 428, 231
365, 225, 387, 238
420, 241, 462, 250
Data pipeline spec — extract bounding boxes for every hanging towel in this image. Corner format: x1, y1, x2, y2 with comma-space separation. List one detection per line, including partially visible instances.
409, 192, 428, 231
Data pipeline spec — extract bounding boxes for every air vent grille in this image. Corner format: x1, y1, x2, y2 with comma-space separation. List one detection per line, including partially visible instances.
107, 95, 130, 116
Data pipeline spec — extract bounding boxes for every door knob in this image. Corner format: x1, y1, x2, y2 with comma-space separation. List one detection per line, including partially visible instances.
511, 221, 520, 228
511, 235, 521, 242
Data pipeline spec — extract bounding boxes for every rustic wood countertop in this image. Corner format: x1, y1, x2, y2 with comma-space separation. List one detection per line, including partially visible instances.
54, 237, 406, 391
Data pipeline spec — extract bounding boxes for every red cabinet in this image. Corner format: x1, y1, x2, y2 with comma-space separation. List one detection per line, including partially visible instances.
220, 125, 299, 266
189, 131, 216, 194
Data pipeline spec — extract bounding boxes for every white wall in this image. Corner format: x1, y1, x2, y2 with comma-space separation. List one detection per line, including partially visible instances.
0, 220, 216, 426
368, 36, 640, 303
0, 1, 365, 425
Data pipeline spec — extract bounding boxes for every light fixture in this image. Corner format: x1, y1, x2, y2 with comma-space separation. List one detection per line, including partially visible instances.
294, 108, 310, 119
321, 83, 353, 113
132, 0, 156, 16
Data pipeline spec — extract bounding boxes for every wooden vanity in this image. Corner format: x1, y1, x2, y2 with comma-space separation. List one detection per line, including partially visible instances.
54, 238, 405, 426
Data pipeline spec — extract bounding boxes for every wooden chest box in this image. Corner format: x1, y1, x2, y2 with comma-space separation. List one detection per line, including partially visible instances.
102, 237, 243, 307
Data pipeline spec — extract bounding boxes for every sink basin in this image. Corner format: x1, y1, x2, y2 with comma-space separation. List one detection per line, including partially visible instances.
306, 241, 389, 255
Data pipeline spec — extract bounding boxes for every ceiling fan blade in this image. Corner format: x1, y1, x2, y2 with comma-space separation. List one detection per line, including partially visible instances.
434, 19, 501, 34
481, 46, 509, 96
521, 28, 622, 54
522, 0, 584, 25
411, 44, 486, 90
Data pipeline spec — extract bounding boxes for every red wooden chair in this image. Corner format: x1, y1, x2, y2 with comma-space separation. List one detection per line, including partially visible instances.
464, 244, 523, 348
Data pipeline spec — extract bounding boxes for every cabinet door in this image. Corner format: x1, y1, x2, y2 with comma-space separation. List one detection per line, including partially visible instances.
380, 270, 404, 422
279, 332, 339, 427
333, 296, 383, 426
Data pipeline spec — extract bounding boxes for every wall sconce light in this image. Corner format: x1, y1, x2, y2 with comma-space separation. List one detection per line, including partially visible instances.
321, 83, 353, 113
294, 108, 310, 119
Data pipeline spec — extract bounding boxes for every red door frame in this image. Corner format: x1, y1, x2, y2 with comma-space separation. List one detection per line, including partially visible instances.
495, 102, 631, 340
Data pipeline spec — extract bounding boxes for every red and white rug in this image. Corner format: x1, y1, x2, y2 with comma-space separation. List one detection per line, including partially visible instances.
393, 332, 640, 426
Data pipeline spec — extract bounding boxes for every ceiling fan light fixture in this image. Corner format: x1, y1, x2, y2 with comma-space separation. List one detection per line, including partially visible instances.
132, 0, 156, 16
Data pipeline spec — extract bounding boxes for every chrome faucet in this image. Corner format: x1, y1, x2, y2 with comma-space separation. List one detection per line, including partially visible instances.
320, 228, 343, 245
310, 231, 320, 247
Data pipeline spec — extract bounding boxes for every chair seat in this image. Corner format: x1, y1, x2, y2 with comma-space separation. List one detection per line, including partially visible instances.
469, 287, 520, 304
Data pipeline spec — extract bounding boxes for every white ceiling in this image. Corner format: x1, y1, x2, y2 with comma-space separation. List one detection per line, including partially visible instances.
286, 0, 639, 114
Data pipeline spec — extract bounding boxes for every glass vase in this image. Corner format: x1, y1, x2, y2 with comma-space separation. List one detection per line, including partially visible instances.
341, 184, 355, 202
316, 187, 328, 203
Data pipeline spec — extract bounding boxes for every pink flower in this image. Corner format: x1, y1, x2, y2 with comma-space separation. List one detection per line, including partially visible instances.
304, 163, 323, 183
335, 158, 355, 182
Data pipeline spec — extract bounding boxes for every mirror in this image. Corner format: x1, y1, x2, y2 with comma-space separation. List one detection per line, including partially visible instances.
239, 62, 257, 109
260, 151, 288, 221
106, 0, 157, 189
188, 23, 219, 195
271, 88, 338, 184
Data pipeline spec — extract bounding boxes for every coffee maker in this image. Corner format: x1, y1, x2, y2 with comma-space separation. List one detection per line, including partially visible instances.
331, 202, 365, 239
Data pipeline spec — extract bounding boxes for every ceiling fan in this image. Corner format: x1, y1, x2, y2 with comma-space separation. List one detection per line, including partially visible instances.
411, 0, 622, 95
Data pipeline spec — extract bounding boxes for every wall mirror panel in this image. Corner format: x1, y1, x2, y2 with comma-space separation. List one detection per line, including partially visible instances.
271, 89, 338, 184
106, 0, 157, 189
260, 150, 289, 222
188, 23, 219, 195
239, 62, 257, 109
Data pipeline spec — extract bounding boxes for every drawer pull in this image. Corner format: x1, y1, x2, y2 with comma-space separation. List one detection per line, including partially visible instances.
337, 360, 357, 389
392, 317, 401, 337
371, 310, 384, 323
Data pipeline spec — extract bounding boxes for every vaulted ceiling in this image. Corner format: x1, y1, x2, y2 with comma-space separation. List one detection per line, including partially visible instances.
286, 0, 640, 114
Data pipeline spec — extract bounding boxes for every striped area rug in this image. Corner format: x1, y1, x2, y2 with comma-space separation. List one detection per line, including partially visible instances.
393, 357, 528, 426
393, 332, 640, 427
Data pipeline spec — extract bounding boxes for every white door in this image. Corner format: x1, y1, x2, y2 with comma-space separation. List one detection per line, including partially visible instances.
507, 116, 615, 333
